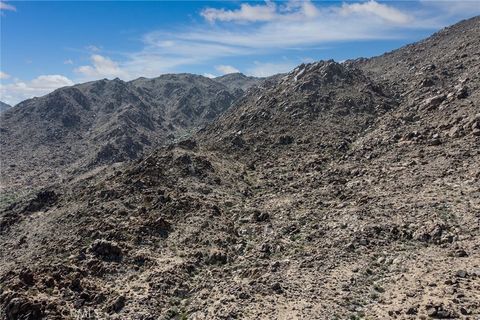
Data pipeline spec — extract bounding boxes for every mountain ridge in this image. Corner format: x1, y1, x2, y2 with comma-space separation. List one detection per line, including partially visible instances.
0, 73, 262, 191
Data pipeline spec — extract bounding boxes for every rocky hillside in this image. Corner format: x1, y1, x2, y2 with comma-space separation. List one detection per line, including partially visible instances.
0, 101, 11, 113
201, 60, 397, 159
0, 74, 260, 191
0, 17, 479, 320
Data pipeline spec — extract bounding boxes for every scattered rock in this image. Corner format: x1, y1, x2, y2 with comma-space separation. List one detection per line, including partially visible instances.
231, 136, 245, 148
271, 282, 283, 294
460, 307, 470, 315
455, 270, 467, 278
455, 85, 469, 99
177, 139, 197, 150
19, 269, 35, 286
422, 94, 446, 110
4, 297, 43, 320
89, 239, 123, 261
454, 249, 468, 257
406, 306, 418, 315
23, 190, 58, 212
251, 210, 270, 222
425, 304, 456, 319
278, 135, 294, 145
109, 295, 126, 313
207, 249, 228, 265
143, 217, 172, 238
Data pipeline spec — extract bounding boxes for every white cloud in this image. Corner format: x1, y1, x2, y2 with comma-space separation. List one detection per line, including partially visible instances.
203, 73, 217, 78
29, 75, 74, 88
340, 0, 412, 24
200, 0, 412, 25
75, 54, 129, 80
0, 71, 10, 79
0, 1, 16, 11
0, 75, 74, 105
215, 65, 240, 75
86, 45, 101, 52
175, 1, 418, 52
419, 0, 480, 17
201, 2, 277, 23
200, 1, 323, 23
63, 59, 74, 65
282, 0, 319, 19
246, 61, 297, 77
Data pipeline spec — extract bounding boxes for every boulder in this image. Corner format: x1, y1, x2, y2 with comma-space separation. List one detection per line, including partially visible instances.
89, 239, 123, 261
5, 297, 42, 320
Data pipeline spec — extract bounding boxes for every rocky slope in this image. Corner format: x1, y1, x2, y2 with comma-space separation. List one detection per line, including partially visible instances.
0, 17, 479, 320
0, 74, 260, 192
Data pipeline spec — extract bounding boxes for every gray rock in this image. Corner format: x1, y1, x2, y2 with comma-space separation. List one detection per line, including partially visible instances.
89, 239, 123, 260
455, 270, 467, 278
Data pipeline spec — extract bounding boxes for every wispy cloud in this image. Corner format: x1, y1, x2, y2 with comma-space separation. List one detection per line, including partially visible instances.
0, 71, 10, 80
181, 2, 418, 51
86, 45, 101, 52
0, 75, 74, 105
0, 1, 16, 11
201, 2, 277, 23
246, 61, 297, 77
201, 0, 412, 25
215, 65, 240, 75
340, 1, 412, 24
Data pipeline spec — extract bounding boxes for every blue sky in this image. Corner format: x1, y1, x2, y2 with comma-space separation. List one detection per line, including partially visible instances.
1, 0, 479, 105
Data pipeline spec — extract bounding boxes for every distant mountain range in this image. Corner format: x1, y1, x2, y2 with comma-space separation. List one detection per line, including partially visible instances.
0, 73, 262, 189
214, 73, 263, 91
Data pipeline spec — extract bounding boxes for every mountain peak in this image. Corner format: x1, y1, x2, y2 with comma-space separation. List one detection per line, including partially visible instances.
215, 72, 247, 79
214, 72, 262, 91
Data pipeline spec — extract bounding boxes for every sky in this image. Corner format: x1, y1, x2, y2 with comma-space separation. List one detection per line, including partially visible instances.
0, 1, 479, 105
